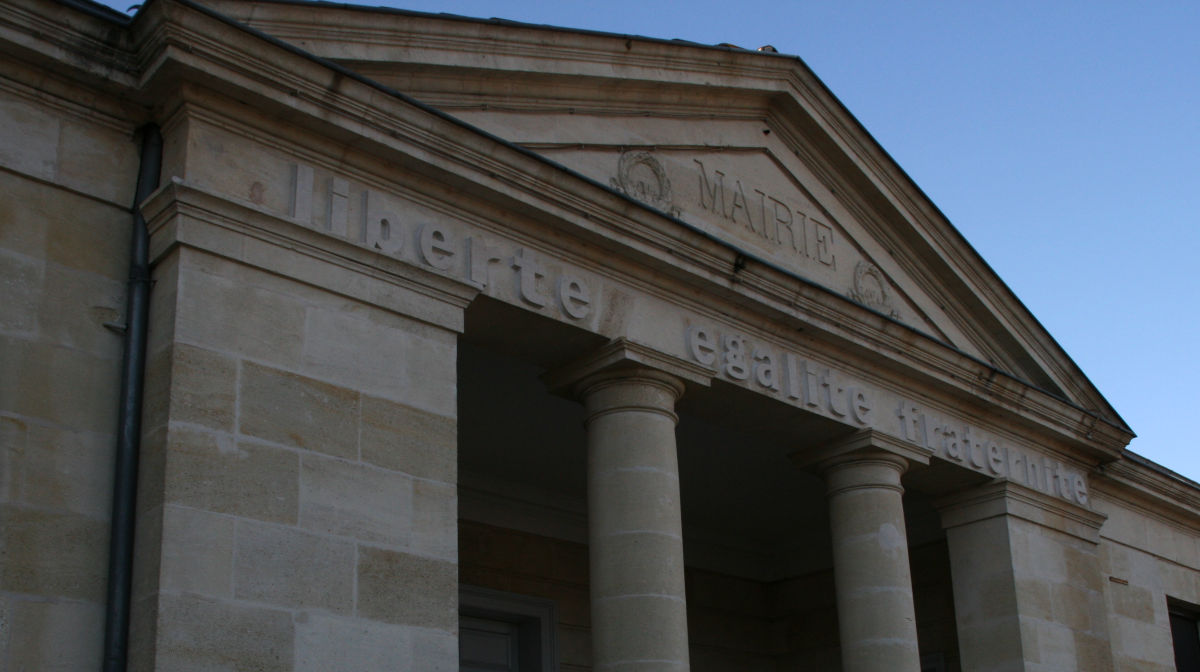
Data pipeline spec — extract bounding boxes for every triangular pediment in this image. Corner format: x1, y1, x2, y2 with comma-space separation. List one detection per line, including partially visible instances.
537, 145, 967, 349
194, 0, 1128, 433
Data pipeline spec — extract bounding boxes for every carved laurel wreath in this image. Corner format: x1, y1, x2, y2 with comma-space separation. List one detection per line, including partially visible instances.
850, 261, 900, 319
610, 150, 677, 215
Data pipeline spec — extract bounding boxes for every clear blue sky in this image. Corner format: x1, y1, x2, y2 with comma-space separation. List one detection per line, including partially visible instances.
97, 0, 1200, 481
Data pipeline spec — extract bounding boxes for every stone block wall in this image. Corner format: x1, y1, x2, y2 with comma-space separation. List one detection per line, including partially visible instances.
130, 247, 462, 671
459, 520, 593, 671
460, 520, 791, 671
0, 63, 140, 670
1095, 490, 1200, 672
1008, 518, 1113, 670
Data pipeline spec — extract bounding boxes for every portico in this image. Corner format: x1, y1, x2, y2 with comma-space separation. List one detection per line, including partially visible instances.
9, 2, 1192, 672
455, 305, 974, 670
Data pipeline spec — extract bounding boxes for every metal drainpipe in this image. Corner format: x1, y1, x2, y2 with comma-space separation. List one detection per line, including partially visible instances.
102, 123, 162, 672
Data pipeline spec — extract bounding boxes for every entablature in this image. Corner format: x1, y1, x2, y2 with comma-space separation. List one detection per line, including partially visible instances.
111, 0, 1133, 472
1094, 455, 1200, 527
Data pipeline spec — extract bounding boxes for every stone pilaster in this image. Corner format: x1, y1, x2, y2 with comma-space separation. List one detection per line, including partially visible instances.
128, 183, 478, 672
796, 430, 928, 672
937, 481, 1110, 672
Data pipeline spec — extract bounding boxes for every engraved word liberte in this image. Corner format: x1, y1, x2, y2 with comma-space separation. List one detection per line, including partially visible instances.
289, 163, 593, 322
686, 324, 1089, 505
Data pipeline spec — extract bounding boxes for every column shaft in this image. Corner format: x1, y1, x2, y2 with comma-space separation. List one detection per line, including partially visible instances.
825, 451, 921, 672
581, 369, 689, 672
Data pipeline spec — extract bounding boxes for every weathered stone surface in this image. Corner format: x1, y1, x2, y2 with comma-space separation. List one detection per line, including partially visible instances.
942, 485, 1114, 672
0, 335, 120, 433
356, 546, 457, 630
293, 613, 456, 672
6, 1, 1200, 671
299, 454, 413, 546
154, 593, 294, 672
163, 427, 299, 523
233, 520, 356, 614
360, 395, 456, 483
3, 596, 105, 671
411, 478, 457, 561
410, 627, 459, 672
168, 343, 237, 431
0, 504, 108, 602
0, 93, 59, 180
159, 504, 236, 597
0, 249, 41, 338
301, 306, 459, 416
174, 256, 308, 367
239, 361, 359, 459
0, 416, 111, 516
32, 262, 126, 356
55, 117, 139, 204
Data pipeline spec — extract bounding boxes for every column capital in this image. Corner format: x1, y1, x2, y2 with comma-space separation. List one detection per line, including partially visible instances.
812, 429, 925, 671
936, 480, 1107, 544
542, 338, 713, 400
791, 428, 931, 475
562, 340, 696, 669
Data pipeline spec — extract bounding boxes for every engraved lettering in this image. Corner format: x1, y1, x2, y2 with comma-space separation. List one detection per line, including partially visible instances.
723, 335, 750, 380
944, 428, 962, 461
814, 219, 835, 267
896, 402, 911, 442
365, 190, 403, 254
557, 275, 591, 320
771, 197, 798, 251
285, 171, 606, 327
850, 387, 872, 425
1053, 463, 1073, 499
755, 189, 768, 240
730, 180, 755, 233
802, 360, 822, 410
987, 442, 1005, 475
695, 160, 726, 217
1010, 451, 1027, 484
466, 236, 502, 289
784, 354, 804, 401
720, 333, 748, 381
367, 217, 400, 254
924, 422, 939, 452
965, 428, 986, 469
821, 369, 847, 418
896, 400, 926, 446
681, 324, 1088, 505
691, 161, 840, 268
290, 162, 314, 223
418, 223, 455, 271
511, 248, 547, 307
328, 177, 349, 236
752, 348, 780, 391
1027, 459, 1044, 491
687, 326, 718, 368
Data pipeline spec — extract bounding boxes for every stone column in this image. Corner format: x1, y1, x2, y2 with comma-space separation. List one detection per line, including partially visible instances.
799, 431, 926, 672
581, 368, 689, 671
545, 340, 711, 672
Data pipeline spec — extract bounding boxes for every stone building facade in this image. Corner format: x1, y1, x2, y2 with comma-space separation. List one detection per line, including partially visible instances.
2, 0, 1199, 670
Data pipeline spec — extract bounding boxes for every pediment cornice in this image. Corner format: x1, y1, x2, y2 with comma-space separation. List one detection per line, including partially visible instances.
191, 0, 1128, 432
11, 0, 1132, 461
